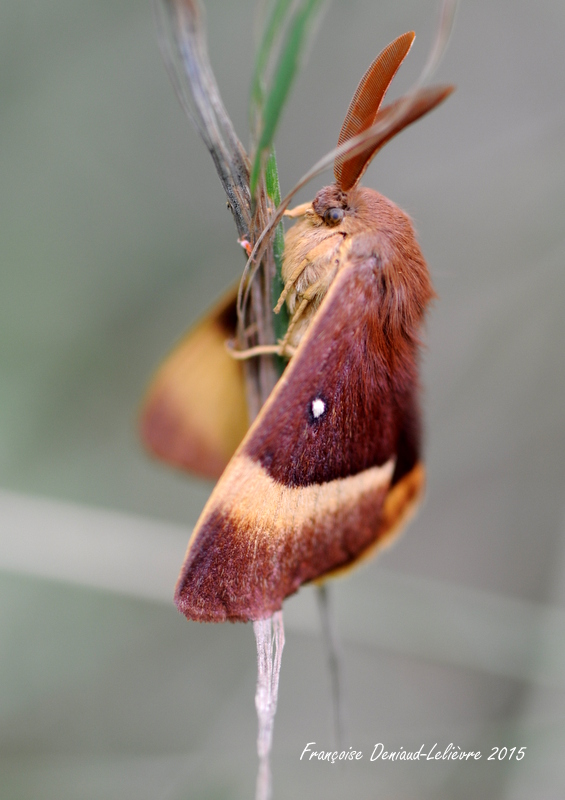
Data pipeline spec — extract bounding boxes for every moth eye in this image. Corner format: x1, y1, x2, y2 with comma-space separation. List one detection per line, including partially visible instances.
323, 207, 344, 227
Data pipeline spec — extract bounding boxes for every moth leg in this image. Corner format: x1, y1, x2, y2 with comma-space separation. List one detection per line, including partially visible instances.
273, 257, 310, 314
226, 341, 296, 360
283, 201, 312, 219
279, 266, 338, 352
274, 234, 343, 314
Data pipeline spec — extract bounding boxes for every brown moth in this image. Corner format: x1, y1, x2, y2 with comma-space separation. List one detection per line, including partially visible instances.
145, 32, 453, 622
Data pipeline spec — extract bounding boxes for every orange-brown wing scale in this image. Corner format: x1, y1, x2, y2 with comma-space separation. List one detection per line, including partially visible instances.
175, 190, 434, 622
139, 288, 249, 481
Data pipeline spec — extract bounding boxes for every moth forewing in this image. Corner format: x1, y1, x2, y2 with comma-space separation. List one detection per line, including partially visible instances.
175, 190, 434, 622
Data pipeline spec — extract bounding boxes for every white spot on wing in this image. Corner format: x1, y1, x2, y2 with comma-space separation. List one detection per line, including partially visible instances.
311, 398, 325, 419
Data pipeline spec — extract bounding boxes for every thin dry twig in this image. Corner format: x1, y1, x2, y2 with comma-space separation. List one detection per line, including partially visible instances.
154, 0, 281, 414
154, 0, 251, 234
254, 612, 285, 800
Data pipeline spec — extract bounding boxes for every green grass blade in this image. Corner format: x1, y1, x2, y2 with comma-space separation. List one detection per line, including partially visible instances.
265, 147, 289, 374
250, 0, 325, 196
250, 0, 294, 117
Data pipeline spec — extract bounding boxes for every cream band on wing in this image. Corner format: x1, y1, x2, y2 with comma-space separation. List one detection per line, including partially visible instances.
190, 453, 396, 546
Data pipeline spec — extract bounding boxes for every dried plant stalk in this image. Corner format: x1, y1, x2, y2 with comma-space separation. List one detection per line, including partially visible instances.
154, 0, 281, 415
254, 612, 285, 800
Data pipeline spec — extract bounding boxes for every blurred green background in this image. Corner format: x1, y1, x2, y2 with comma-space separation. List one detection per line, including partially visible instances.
2, 0, 565, 798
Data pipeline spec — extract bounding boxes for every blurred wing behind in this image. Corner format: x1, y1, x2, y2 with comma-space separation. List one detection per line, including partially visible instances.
140, 288, 249, 480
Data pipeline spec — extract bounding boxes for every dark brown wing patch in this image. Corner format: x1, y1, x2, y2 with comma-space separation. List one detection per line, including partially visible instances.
245, 257, 406, 485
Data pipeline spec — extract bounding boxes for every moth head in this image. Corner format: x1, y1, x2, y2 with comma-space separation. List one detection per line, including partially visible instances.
312, 185, 348, 229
